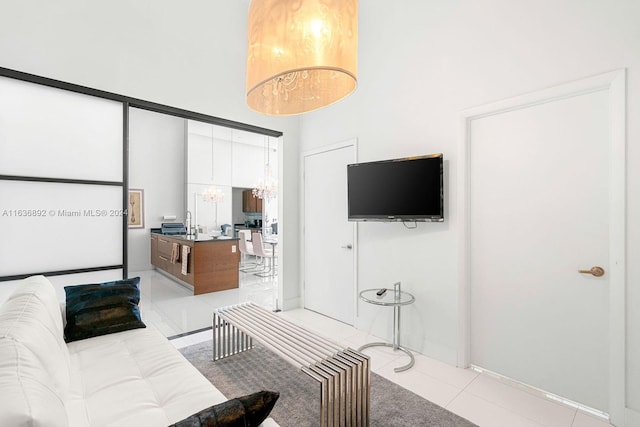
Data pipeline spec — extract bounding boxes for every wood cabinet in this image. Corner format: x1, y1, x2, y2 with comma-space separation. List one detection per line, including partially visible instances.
242, 189, 263, 213
150, 232, 158, 265
150, 233, 240, 295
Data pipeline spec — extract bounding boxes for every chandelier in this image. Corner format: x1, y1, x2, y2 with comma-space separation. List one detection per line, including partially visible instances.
252, 137, 278, 201
203, 187, 224, 203
252, 165, 278, 201
246, 0, 358, 116
202, 187, 224, 230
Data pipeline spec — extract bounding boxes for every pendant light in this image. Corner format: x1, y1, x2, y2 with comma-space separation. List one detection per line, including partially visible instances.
252, 136, 278, 200
246, 0, 358, 116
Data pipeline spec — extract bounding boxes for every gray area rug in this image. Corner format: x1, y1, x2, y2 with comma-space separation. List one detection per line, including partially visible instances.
180, 339, 477, 427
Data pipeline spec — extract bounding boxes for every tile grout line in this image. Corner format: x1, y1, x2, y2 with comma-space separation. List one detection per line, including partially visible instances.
443, 370, 480, 409
454, 389, 550, 427
461, 373, 574, 427
471, 369, 594, 423
569, 407, 578, 427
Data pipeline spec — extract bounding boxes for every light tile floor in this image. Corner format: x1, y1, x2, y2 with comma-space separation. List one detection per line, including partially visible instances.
135, 268, 278, 338
0, 268, 614, 427
149, 271, 613, 427
275, 310, 613, 427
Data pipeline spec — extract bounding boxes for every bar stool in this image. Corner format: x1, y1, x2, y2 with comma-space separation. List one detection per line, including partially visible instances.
252, 232, 274, 277
238, 230, 259, 272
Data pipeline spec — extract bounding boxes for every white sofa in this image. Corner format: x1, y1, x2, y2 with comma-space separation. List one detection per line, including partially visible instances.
0, 276, 277, 427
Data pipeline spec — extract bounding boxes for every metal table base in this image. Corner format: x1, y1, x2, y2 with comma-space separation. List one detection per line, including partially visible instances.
358, 342, 415, 373
358, 282, 416, 373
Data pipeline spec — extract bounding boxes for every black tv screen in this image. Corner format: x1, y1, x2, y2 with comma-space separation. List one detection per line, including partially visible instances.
347, 154, 443, 222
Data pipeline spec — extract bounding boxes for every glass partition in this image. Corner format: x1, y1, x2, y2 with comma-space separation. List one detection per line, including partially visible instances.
0, 76, 123, 182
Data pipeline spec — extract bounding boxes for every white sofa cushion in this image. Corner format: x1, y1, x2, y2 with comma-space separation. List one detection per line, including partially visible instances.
0, 275, 72, 427
0, 340, 69, 427
7, 276, 66, 337
0, 275, 71, 393
66, 327, 227, 427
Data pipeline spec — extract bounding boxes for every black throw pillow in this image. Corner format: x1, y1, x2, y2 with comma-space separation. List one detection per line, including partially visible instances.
64, 277, 146, 343
171, 390, 280, 427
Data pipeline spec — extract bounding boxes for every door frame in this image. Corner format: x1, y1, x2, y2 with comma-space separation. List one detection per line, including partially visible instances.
457, 70, 627, 424
301, 138, 358, 321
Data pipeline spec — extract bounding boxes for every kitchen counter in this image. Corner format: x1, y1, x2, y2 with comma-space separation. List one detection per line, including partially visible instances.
150, 232, 240, 295
152, 231, 239, 243
234, 225, 261, 230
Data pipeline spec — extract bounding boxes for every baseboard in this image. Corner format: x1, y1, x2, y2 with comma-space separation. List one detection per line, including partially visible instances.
166, 326, 212, 341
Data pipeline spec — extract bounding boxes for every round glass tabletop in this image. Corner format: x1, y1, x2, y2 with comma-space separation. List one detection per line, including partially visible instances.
359, 288, 415, 306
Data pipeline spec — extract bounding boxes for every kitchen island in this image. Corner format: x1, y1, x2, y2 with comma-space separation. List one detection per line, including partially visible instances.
150, 232, 240, 295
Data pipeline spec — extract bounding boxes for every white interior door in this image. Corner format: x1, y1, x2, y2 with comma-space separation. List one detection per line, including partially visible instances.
304, 144, 355, 325
469, 88, 612, 412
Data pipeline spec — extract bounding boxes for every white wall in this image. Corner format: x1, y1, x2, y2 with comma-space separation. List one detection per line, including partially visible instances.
299, 0, 640, 415
3, 0, 639, 416
128, 108, 185, 271
0, 0, 301, 310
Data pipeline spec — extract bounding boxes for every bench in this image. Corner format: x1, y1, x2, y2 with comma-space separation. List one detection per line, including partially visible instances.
213, 302, 371, 427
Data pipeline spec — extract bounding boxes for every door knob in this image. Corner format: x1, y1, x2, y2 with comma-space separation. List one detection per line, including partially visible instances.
341, 244, 353, 249
578, 266, 605, 277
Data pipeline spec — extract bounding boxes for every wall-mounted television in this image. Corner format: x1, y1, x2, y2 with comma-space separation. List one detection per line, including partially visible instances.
347, 153, 443, 222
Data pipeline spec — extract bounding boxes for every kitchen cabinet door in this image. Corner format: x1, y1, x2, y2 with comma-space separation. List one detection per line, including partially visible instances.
187, 133, 214, 185
242, 189, 263, 213
232, 143, 264, 188
212, 138, 232, 186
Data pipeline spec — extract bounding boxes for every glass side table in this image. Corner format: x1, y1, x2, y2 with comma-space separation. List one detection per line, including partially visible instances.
358, 282, 416, 372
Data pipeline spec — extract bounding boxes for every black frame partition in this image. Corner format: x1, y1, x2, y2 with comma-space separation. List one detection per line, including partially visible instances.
0, 66, 282, 282
122, 102, 130, 279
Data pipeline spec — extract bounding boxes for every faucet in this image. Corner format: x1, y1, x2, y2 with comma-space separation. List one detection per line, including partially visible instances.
185, 210, 192, 235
